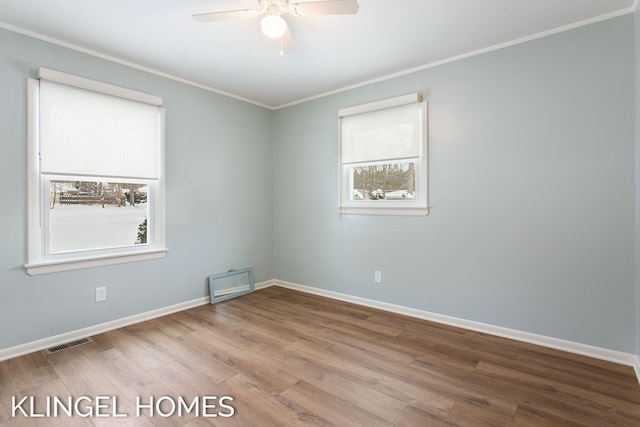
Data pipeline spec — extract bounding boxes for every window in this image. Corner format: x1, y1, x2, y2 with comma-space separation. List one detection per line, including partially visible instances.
338, 93, 428, 216
26, 68, 166, 275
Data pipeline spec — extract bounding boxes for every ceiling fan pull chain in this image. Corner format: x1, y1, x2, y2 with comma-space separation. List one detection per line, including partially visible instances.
280, 36, 284, 56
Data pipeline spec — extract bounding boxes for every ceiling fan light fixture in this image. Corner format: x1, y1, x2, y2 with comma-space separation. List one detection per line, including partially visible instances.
261, 14, 287, 39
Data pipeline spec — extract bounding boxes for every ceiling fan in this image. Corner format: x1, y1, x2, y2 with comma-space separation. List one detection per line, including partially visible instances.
193, 0, 360, 54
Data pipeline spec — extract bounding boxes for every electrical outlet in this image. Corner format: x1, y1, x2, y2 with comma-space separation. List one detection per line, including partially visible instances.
374, 271, 382, 283
95, 287, 106, 302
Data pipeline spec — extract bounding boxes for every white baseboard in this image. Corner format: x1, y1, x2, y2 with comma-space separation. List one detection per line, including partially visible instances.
272, 279, 640, 384
2, 278, 637, 385
255, 279, 277, 291
0, 279, 276, 362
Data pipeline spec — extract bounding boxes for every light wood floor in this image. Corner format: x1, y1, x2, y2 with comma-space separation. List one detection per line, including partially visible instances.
1, 286, 640, 426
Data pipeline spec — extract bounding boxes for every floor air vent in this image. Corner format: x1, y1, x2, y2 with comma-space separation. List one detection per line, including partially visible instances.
45, 337, 93, 354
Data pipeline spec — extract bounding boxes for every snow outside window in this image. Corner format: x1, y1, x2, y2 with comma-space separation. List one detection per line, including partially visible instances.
26, 68, 167, 275
338, 93, 429, 216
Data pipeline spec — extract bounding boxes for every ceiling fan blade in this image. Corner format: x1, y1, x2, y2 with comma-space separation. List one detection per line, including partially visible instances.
192, 9, 258, 23
291, 0, 359, 15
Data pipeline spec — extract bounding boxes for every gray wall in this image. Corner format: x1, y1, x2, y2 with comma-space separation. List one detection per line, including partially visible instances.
1, 13, 638, 356
635, 5, 640, 360
0, 28, 274, 350
274, 15, 637, 352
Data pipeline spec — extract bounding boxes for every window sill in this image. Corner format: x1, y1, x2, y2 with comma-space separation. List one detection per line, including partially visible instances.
25, 248, 168, 276
338, 206, 429, 216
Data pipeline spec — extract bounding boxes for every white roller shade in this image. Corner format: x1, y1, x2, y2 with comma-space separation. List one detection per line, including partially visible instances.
39, 80, 163, 179
341, 102, 424, 165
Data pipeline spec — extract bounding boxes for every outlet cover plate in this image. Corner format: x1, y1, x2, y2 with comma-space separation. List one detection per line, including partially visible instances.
95, 287, 106, 302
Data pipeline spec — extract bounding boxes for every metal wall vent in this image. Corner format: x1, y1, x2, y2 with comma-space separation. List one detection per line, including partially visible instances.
45, 337, 93, 354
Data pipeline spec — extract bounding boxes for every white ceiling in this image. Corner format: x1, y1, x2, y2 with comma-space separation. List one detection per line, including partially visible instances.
0, 0, 635, 108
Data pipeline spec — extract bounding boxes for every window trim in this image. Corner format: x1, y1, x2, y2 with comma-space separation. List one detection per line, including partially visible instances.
338, 93, 429, 216
25, 70, 167, 275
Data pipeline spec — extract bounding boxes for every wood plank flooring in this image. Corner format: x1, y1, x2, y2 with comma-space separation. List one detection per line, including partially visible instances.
1, 286, 639, 426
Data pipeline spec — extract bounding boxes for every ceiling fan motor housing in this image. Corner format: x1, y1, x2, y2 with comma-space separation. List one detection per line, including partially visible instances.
260, 0, 291, 16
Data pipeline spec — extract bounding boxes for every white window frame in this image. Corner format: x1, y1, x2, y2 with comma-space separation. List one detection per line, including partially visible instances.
338, 93, 429, 216
25, 68, 167, 275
